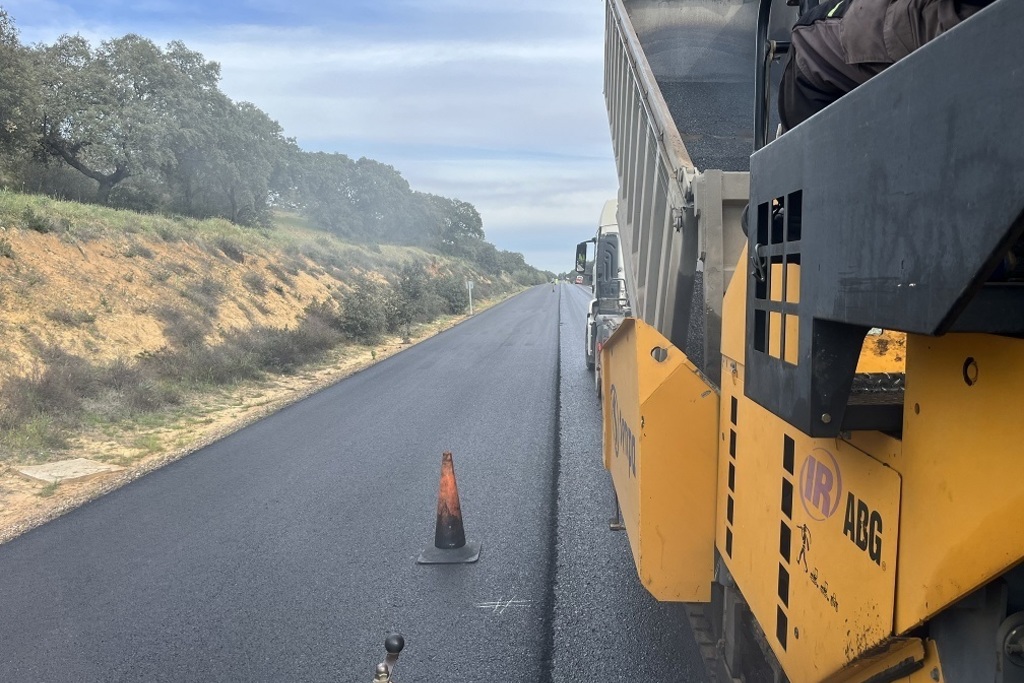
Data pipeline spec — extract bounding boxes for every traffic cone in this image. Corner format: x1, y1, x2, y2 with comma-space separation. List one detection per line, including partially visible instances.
417, 451, 481, 564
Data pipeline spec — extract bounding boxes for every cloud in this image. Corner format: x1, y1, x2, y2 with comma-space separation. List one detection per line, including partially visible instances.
394, 156, 616, 272
7, 0, 619, 272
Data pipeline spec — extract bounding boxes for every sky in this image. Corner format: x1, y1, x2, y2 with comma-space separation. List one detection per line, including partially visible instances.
5, 0, 619, 273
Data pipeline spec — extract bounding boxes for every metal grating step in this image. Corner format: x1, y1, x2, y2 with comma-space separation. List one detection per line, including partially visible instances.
843, 373, 905, 432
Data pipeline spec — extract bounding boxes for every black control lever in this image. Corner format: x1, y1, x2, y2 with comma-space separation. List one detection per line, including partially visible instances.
371, 633, 405, 682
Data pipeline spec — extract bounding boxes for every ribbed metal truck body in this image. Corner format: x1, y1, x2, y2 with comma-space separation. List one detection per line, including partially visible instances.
603, 0, 767, 386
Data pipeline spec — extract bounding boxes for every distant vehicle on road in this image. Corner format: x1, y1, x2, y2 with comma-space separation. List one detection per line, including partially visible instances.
575, 275, 584, 285
576, 200, 629, 393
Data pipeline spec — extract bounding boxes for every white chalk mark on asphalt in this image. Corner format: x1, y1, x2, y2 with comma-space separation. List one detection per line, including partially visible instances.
475, 596, 532, 615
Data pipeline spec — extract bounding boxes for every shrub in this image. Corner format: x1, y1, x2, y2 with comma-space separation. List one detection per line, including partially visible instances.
303, 299, 343, 331
154, 223, 181, 242
152, 315, 343, 384
391, 262, 423, 335
22, 207, 53, 233
154, 305, 210, 348
179, 277, 225, 316
158, 341, 260, 386
217, 237, 245, 264
165, 261, 194, 276
0, 302, 351, 458
44, 307, 96, 327
267, 262, 295, 287
0, 348, 183, 456
341, 275, 390, 344
0, 347, 102, 429
242, 270, 268, 295
2, 416, 69, 455
251, 316, 342, 374
434, 273, 468, 315
123, 241, 154, 259
107, 175, 172, 215
102, 358, 179, 413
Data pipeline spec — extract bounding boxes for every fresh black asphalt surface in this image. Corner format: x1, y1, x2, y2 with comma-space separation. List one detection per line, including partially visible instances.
552, 286, 707, 682
0, 284, 705, 682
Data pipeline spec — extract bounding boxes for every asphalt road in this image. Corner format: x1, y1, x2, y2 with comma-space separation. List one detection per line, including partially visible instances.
0, 283, 705, 682
552, 285, 707, 683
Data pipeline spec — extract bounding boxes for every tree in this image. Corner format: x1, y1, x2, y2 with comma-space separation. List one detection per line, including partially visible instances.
159, 41, 226, 215
470, 240, 500, 273
340, 274, 390, 344
428, 195, 485, 256
497, 249, 528, 274
349, 157, 414, 241
207, 101, 287, 225
32, 34, 181, 203
290, 151, 359, 235
4, 21, 540, 271
0, 10, 36, 159
391, 262, 426, 339
434, 272, 469, 314
290, 155, 440, 244
401, 191, 439, 247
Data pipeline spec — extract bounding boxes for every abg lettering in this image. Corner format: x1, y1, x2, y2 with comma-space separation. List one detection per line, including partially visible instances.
842, 493, 883, 565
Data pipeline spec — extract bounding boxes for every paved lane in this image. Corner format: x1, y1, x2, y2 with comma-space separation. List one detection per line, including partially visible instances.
550, 284, 708, 682
0, 286, 562, 682
1, 283, 709, 682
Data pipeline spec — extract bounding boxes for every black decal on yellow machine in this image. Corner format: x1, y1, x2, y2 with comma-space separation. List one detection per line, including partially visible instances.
610, 384, 637, 478
843, 493, 884, 565
721, 416, 902, 681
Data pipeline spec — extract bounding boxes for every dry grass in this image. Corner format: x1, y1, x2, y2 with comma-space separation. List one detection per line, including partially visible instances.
0, 188, 528, 484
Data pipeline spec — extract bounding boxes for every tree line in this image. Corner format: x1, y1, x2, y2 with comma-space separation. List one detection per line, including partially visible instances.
0, 9, 542, 278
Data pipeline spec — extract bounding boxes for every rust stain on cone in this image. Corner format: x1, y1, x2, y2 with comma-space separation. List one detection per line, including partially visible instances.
418, 451, 480, 564
434, 451, 467, 549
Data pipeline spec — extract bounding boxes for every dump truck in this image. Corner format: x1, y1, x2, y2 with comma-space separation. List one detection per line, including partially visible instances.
578, 200, 631, 395
592, 1, 1024, 682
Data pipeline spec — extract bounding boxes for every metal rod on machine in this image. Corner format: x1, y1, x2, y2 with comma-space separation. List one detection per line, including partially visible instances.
609, 492, 625, 531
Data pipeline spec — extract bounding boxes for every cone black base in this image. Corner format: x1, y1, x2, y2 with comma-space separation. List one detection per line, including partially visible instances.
416, 541, 481, 565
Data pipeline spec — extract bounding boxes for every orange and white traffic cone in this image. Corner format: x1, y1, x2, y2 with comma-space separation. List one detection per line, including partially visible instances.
417, 451, 481, 564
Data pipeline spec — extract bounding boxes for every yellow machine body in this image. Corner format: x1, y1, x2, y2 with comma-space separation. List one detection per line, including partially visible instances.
717, 365, 902, 681
882, 331, 1024, 634
599, 246, 1024, 682
722, 249, 1024, 681
600, 317, 719, 602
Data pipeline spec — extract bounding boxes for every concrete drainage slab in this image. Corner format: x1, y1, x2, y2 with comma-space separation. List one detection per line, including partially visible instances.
14, 458, 125, 484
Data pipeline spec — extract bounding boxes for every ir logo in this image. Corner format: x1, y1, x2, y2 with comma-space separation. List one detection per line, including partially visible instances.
799, 448, 843, 521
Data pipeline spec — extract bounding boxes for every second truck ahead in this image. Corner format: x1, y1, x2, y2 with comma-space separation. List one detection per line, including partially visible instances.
578, 200, 630, 396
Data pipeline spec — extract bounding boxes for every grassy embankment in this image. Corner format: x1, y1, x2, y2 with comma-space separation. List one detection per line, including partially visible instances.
0, 190, 522, 474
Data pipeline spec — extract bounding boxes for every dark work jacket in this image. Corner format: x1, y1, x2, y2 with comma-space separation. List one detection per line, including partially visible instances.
841, 0, 989, 63
781, 0, 992, 128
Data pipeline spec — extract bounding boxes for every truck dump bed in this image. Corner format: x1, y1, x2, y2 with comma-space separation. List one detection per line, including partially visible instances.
626, 0, 757, 172
605, 0, 762, 382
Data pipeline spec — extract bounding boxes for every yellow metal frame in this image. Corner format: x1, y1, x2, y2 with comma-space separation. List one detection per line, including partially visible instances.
600, 318, 719, 601
717, 369, 902, 682
718, 247, 905, 681
719, 246, 1024, 681
890, 332, 1024, 632
598, 245, 1023, 682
